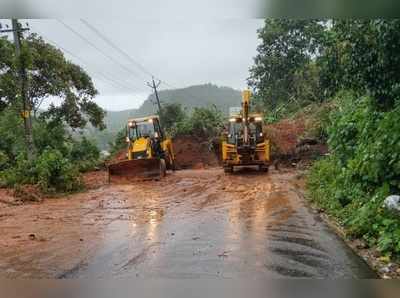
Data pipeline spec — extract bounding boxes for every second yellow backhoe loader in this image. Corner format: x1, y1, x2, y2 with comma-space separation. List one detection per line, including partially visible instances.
221, 90, 270, 173
108, 115, 175, 181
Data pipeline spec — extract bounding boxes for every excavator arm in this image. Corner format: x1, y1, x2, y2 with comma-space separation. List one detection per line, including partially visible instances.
242, 89, 251, 145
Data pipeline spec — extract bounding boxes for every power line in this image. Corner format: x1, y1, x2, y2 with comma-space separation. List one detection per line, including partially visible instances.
44, 20, 212, 109
56, 19, 145, 91
79, 20, 183, 93
80, 19, 152, 80
33, 29, 140, 94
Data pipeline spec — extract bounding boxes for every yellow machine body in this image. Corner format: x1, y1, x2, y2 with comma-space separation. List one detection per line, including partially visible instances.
221, 90, 270, 173
108, 115, 175, 181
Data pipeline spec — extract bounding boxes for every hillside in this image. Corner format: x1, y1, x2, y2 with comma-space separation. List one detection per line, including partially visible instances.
88, 84, 241, 150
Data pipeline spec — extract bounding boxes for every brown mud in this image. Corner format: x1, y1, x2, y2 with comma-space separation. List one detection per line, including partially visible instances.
0, 168, 376, 278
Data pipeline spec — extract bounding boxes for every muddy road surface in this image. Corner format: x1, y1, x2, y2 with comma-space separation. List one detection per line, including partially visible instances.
0, 168, 376, 278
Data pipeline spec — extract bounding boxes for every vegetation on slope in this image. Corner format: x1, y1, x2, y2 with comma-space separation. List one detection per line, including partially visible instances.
249, 19, 400, 257
0, 32, 104, 193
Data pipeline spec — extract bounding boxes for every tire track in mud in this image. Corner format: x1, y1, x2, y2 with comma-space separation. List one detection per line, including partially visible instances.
259, 185, 332, 277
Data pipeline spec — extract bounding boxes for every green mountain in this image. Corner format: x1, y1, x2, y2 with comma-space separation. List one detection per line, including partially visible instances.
86, 84, 241, 150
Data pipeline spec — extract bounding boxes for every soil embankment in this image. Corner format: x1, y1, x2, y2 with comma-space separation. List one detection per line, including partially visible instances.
173, 136, 219, 169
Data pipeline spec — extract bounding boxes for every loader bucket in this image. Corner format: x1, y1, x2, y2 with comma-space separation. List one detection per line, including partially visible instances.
107, 158, 165, 183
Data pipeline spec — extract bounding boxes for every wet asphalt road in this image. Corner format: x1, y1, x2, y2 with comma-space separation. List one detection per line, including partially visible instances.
63, 169, 375, 278
0, 168, 376, 278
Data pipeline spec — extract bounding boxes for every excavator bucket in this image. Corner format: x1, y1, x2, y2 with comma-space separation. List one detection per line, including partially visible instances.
107, 158, 165, 183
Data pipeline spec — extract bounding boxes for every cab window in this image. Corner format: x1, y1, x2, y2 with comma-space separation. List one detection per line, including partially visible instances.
128, 122, 156, 139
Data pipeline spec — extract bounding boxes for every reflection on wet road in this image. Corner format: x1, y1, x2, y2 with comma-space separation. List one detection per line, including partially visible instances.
0, 169, 376, 278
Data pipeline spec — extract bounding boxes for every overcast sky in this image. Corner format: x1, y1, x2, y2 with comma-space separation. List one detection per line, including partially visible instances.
3, 18, 264, 111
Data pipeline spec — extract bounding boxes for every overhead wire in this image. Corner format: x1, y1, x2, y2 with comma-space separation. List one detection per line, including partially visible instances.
32, 28, 141, 94
56, 19, 145, 91
79, 20, 183, 93
44, 20, 216, 108
80, 19, 152, 80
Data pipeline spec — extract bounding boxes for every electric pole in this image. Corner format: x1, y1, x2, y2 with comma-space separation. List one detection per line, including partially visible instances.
1, 19, 35, 160
147, 76, 163, 116
147, 76, 164, 137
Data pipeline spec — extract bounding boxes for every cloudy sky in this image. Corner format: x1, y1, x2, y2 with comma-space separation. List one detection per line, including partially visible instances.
2, 18, 264, 111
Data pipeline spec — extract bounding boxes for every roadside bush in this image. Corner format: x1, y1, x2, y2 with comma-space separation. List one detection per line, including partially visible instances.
0, 153, 36, 187
36, 149, 83, 193
0, 150, 9, 170
303, 102, 334, 142
70, 137, 100, 172
0, 149, 83, 193
0, 108, 25, 162
33, 119, 70, 156
307, 94, 400, 256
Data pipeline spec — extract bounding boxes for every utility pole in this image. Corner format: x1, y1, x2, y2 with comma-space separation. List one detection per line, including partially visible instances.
147, 76, 164, 138
1, 19, 35, 160
147, 76, 163, 116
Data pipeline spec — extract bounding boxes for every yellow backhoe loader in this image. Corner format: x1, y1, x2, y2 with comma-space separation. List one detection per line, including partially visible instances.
108, 115, 175, 181
221, 90, 270, 173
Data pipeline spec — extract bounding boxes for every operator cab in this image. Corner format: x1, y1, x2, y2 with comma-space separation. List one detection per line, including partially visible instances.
127, 116, 162, 141
227, 114, 264, 146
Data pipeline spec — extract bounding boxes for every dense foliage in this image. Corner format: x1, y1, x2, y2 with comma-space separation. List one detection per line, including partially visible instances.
320, 20, 400, 109
0, 108, 101, 193
159, 103, 224, 139
0, 31, 104, 193
248, 19, 325, 112
0, 34, 105, 129
308, 95, 400, 255
250, 19, 400, 257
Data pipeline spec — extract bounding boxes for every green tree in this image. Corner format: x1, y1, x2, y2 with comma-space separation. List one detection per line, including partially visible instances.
109, 128, 127, 156
320, 19, 400, 109
159, 103, 187, 135
248, 19, 325, 110
0, 37, 15, 112
70, 137, 100, 171
0, 34, 105, 129
189, 106, 224, 138
0, 107, 25, 161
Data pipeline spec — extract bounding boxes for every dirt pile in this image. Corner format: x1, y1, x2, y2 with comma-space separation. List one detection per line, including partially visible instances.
173, 136, 219, 169
265, 117, 328, 167
265, 118, 306, 156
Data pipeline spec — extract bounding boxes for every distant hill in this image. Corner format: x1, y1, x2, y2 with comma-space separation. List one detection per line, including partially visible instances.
85, 84, 241, 150
137, 83, 242, 116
